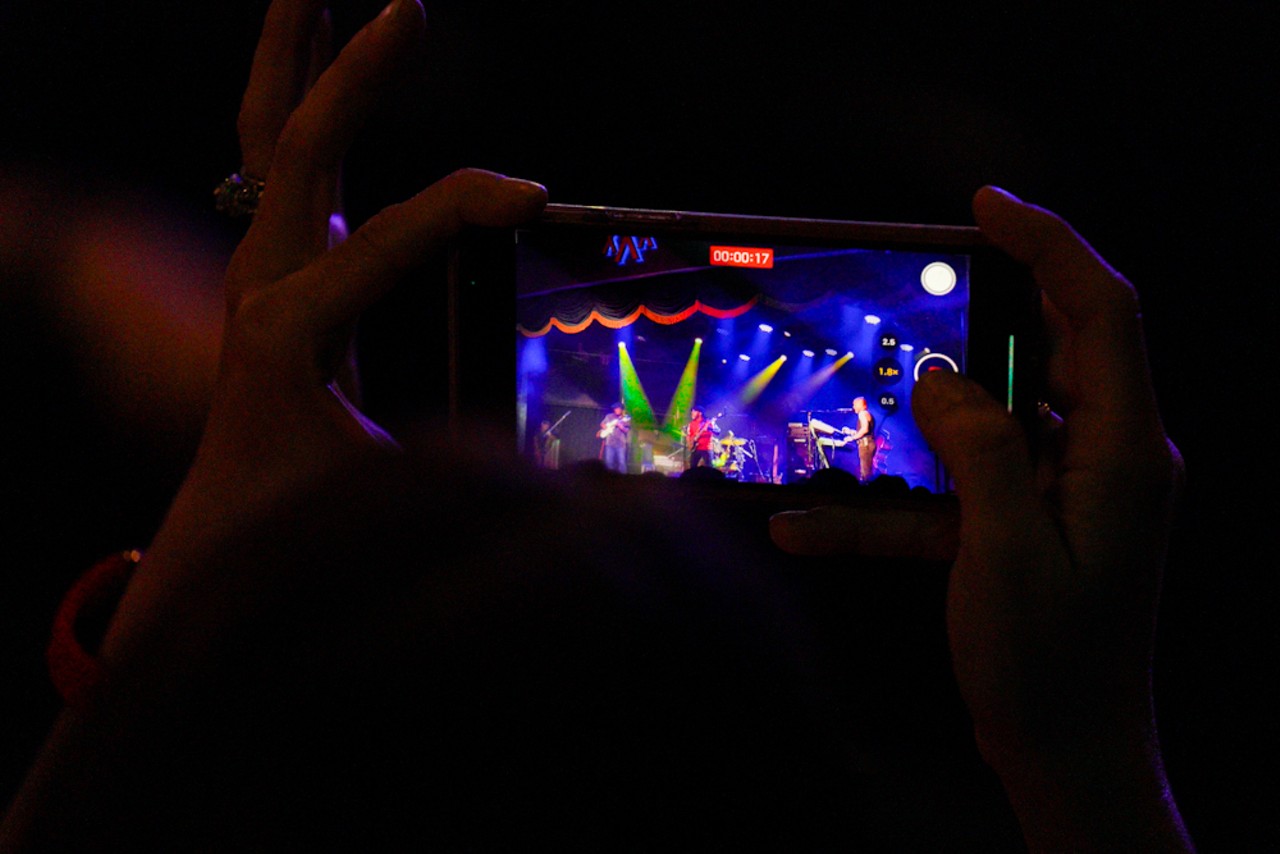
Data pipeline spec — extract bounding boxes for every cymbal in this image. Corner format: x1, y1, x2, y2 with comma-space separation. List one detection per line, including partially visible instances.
719, 437, 748, 446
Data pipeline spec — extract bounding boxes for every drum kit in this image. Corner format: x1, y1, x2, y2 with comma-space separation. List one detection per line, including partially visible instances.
651, 433, 763, 479
710, 433, 752, 476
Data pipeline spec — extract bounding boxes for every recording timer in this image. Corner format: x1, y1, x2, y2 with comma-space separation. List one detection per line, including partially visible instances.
709, 245, 774, 269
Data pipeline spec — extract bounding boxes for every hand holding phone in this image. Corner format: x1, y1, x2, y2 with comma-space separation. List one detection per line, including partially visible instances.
776, 188, 1191, 851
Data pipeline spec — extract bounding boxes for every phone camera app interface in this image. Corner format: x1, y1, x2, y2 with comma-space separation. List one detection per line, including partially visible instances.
515, 230, 967, 492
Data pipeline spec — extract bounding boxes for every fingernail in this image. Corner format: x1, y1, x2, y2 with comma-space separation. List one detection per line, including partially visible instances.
502, 177, 549, 201
982, 185, 1023, 204
379, 0, 421, 23
915, 369, 976, 410
768, 511, 843, 556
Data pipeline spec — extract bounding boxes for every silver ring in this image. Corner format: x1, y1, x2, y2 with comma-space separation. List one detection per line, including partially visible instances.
213, 172, 266, 217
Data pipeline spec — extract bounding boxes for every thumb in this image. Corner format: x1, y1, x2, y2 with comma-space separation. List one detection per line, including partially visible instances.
912, 370, 1043, 536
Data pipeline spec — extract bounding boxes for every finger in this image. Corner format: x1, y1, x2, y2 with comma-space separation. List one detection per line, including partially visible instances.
912, 370, 1054, 552
769, 503, 959, 561
305, 6, 334, 92
1034, 405, 1067, 495
974, 186, 1135, 325
1039, 294, 1075, 410
283, 169, 547, 340
973, 187, 1163, 446
237, 0, 330, 179
243, 0, 426, 284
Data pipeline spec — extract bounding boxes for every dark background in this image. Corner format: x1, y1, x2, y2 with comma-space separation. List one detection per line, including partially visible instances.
3, 1, 1275, 846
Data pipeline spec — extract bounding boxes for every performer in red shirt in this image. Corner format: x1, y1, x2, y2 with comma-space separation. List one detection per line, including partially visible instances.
685, 406, 719, 470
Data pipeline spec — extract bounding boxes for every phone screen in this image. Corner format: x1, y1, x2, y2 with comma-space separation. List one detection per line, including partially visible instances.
506, 215, 1000, 493
449, 205, 1035, 494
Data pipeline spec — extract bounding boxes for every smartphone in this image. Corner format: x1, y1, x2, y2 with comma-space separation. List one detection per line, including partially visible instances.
449, 204, 1040, 495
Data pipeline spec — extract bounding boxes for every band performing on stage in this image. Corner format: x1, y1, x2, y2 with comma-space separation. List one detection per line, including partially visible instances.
544, 398, 886, 484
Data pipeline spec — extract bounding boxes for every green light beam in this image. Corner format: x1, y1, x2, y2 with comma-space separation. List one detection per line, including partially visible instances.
661, 339, 702, 441
617, 343, 657, 430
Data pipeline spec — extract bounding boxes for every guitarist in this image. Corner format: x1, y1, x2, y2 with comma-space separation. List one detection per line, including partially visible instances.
684, 406, 719, 470
598, 403, 632, 473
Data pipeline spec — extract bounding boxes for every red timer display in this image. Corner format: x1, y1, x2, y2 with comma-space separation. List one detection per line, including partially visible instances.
709, 245, 774, 269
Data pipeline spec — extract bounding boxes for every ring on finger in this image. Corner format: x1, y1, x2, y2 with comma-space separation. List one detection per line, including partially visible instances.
213, 171, 267, 217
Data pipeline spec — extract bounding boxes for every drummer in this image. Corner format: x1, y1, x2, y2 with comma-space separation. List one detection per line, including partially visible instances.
685, 406, 720, 469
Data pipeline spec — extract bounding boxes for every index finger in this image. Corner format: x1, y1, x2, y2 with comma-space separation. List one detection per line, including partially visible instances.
280, 169, 547, 340
238, 0, 330, 179
238, 0, 427, 288
972, 187, 1165, 446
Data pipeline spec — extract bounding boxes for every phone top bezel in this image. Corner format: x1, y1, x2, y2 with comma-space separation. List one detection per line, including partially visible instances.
533, 203, 993, 251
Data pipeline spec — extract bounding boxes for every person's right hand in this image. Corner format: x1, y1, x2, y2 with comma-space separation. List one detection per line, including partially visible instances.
770, 186, 1190, 849
913, 187, 1190, 850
